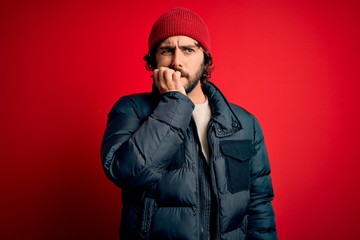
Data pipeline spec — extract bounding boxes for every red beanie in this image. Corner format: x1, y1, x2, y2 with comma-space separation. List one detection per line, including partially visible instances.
148, 7, 211, 54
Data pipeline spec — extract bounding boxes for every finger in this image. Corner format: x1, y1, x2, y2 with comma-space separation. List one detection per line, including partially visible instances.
172, 71, 181, 82
156, 67, 169, 84
163, 69, 175, 88
158, 67, 169, 90
153, 69, 164, 92
155, 67, 173, 93
173, 71, 186, 94
153, 69, 159, 82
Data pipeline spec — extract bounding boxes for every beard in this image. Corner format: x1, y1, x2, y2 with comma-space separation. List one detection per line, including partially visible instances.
173, 63, 205, 94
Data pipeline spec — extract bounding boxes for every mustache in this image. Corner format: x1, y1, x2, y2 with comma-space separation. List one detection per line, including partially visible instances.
150, 68, 190, 79
171, 68, 190, 78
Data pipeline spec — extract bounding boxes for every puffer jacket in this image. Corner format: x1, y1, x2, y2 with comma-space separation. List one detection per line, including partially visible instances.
101, 81, 277, 240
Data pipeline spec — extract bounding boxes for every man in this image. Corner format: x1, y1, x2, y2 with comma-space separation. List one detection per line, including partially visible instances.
101, 7, 277, 240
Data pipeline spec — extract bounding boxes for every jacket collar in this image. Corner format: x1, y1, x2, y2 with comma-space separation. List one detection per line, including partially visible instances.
152, 80, 242, 137
202, 82, 242, 137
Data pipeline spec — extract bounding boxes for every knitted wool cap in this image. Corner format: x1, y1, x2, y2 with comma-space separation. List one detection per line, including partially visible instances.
148, 7, 211, 53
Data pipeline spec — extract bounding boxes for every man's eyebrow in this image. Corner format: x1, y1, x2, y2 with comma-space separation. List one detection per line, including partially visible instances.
158, 43, 201, 49
180, 42, 202, 49
180, 44, 198, 48
158, 45, 174, 50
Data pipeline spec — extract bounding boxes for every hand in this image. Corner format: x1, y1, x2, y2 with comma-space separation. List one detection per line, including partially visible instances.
153, 67, 186, 95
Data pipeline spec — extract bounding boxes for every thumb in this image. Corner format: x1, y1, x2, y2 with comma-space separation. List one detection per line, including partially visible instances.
173, 71, 186, 94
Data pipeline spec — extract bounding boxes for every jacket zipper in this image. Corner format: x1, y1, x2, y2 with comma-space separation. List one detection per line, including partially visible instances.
191, 118, 205, 240
209, 162, 219, 239
208, 122, 220, 240
139, 198, 156, 239
196, 140, 205, 240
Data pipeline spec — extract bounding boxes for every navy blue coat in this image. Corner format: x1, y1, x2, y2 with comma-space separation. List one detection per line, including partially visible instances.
101, 82, 277, 239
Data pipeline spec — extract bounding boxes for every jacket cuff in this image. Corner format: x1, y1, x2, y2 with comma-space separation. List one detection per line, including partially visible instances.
152, 92, 194, 132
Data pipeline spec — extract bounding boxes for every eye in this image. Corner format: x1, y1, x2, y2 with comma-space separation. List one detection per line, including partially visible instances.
161, 49, 171, 54
158, 47, 174, 55
184, 48, 194, 53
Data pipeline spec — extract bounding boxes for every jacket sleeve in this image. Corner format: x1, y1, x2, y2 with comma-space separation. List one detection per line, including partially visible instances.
101, 92, 194, 189
248, 117, 278, 240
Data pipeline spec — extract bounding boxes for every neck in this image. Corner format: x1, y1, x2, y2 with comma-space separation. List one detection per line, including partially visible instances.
187, 83, 206, 104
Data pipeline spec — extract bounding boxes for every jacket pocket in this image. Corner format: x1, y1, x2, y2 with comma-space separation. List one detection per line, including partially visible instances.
139, 198, 157, 239
220, 140, 256, 193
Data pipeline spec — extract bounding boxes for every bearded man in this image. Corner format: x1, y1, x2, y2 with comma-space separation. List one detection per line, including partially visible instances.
101, 7, 277, 240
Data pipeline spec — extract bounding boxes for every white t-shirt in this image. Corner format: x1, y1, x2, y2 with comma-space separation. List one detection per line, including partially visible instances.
192, 97, 211, 164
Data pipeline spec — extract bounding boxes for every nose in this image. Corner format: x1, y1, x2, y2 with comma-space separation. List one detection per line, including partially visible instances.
170, 48, 182, 69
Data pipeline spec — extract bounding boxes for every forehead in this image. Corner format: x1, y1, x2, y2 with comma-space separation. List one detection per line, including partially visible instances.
158, 35, 199, 47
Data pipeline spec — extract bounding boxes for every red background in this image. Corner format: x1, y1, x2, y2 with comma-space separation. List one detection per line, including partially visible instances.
1, 0, 360, 239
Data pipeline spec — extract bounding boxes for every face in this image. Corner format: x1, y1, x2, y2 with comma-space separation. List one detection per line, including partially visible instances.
155, 36, 205, 94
